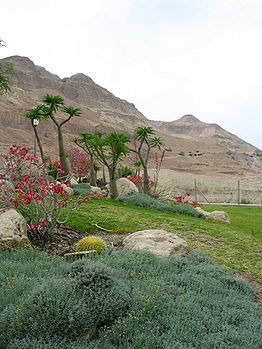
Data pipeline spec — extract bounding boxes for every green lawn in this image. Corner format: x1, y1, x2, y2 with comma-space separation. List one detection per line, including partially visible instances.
67, 200, 262, 283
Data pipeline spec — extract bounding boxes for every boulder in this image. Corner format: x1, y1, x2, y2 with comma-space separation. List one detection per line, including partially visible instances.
207, 210, 230, 224
195, 207, 230, 224
90, 186, 102, 195
116, 178, 138, 197
0, 209, 29, 249
123, 229, 188, 258
195, 207, 209, 218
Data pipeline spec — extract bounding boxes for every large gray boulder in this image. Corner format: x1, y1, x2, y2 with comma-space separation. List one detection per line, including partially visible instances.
116, 178, 138, 197
0, 209, 29, 249
123, 229, 188, 258
195, 207, 230, 224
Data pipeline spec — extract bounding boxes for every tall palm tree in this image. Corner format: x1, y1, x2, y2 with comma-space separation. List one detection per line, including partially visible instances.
130, 126, 163, 194
25, 104, 48, 165
43, 95, 81, 177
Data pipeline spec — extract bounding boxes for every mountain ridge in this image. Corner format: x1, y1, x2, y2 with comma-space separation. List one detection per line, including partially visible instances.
0, 55, 261, 176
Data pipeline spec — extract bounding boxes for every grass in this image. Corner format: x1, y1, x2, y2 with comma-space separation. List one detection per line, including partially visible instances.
66, 199, 262, 283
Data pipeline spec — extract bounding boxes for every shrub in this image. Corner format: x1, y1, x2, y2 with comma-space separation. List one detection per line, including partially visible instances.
0, 250, 261, 348
175, 192, 201, 207
120, 166, 135, 178
118, 192, 204, 218
127, 175, 154, 193
66, 147, 90, 180
0, 252, 131, 347
75, 236, 107, 253
0, 145, 83, 243
71, 183, 91, 196
240, 198, 251, 205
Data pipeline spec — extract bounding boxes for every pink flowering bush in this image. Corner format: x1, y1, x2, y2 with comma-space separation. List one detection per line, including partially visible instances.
66, 147, 90, 180
127, 174, 155, 193
0, 145, 88, 243
175, 192, 201, 207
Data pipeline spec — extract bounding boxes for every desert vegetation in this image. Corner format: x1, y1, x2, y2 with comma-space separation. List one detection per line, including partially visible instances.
0, 248, 261, 349
0, 91, 261, 348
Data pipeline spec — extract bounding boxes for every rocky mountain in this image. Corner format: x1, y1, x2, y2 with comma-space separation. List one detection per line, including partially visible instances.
0, 55, 261, 176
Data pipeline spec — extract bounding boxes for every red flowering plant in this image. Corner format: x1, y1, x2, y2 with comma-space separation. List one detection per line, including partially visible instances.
127, 174, 155, 193
0, 145, 88, 243
66, 147, 90, 181
175, 192, 201, 207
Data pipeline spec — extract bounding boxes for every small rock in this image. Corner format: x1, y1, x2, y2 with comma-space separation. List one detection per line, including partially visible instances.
70, 177, 78, 186
90, 186, 102, 195
0, 209, 30, 249
116, 178, 138, 197
123, 229, 188, 257
195, 207, 230, 224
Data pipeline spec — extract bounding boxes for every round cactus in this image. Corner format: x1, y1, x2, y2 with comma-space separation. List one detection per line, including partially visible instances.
75, 236, 107, 254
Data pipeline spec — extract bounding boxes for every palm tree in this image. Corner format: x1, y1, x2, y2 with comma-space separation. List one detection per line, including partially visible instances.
25, 104, 48, 165
130, 126, 163, 194
43, 95, 81, 177
88, 131, 130, 199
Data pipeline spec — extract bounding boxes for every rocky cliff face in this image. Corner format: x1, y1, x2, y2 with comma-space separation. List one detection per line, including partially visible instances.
0, 55, 261, 176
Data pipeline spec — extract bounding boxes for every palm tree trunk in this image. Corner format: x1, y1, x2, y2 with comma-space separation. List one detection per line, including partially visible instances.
57, 126, 70, 177
89, 155, 96, 186
108, 167, 118, 199
143, 166, 150, 195
31, 121, 45, 163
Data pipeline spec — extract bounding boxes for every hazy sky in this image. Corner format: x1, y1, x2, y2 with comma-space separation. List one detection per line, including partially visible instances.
1, 0, 262, 149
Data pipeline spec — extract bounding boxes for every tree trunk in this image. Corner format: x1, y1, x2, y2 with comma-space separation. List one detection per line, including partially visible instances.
89, 155, 96, 186
102, 166, 106, 184
57, 126, 70, 177
143, 166, 150, 195
108, 167, 118, 199
31, 122, 45, 163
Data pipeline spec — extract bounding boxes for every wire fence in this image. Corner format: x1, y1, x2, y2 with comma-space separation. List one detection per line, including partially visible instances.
193, 179, 262, 205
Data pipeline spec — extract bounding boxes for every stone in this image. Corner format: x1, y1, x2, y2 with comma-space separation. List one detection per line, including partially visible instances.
195, 207, 209, 218
195, 207, 230, 224
90, 186, 102, 195
116, 178, 138, 197
206, 210, 230, 224
0, 209, 29, 249
70, 177, 78, 186
123, 230, 188, 258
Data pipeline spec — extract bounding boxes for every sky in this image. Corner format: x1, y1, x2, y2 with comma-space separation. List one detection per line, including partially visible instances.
1, 0, 262, 149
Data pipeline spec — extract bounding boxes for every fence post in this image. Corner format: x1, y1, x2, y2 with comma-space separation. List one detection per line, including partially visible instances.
194, 179, 197, 202
237, 180, 240, 205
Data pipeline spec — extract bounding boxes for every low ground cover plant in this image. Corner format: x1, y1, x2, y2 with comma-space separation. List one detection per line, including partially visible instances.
118, 192, 204, 218
0, 249, 261, 349
71, 183, 91, 196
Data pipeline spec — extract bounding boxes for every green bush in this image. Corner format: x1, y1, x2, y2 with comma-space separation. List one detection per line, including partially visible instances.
71, 183, 91, 196
0, 249, 261, 349
0, 252, 131, 347
75, 236, 107, 253
120, 166, 135, 178
118, 192, 204, 218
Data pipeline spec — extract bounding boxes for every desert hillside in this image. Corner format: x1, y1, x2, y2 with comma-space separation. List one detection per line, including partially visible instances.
0, 55, 261, 178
